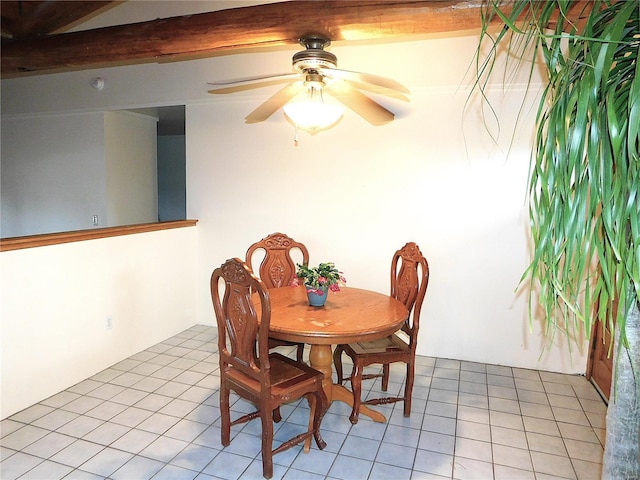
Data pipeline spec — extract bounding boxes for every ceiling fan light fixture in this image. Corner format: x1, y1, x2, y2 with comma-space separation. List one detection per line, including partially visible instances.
208, 34, 405, 128
283, 77, 343, 132
284, 102, 343, 132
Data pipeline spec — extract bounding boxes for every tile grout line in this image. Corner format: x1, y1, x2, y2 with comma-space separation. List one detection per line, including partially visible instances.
0, 325, 606, 480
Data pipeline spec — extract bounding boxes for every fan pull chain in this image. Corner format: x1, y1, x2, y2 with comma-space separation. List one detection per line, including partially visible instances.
293, 125, 299, 145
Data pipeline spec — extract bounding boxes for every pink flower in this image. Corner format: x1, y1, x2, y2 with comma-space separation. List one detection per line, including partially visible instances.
329, 283, 340, 292
290, 277, 300, 287
318, 276, 327, 285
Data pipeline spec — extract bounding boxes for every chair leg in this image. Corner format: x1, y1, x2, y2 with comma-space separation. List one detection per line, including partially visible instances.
261, 407, 274, 479
296, 344, 304, 363
349, 361, 363, 424
404, 361, 415, 417
310, 391, 327, 450
382, 364, 390, 391
220, 380, 231, 446
333, 346, 344, 384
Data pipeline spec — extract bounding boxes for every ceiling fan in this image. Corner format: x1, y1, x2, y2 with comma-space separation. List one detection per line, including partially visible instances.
207, 34, 410, 129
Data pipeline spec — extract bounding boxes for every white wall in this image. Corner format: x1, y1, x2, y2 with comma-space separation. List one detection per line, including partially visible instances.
0, 28, 590, 392
0, 113, 107, 237
1, 110, 158, 236
187, 37, 587, 372
187, 85, 585, 374
105, 111, 158, 226
0, 226, 198, 418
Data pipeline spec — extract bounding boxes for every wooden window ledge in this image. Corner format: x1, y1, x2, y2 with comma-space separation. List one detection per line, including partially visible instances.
0, 220, 198, 252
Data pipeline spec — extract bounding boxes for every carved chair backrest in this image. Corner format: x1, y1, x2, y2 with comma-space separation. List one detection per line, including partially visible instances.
211, 258, 272, 388
390, 242, 429, 347
246, 232, 310, 289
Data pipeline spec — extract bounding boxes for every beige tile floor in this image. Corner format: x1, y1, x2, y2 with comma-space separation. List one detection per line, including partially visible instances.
1, 325, 607, 480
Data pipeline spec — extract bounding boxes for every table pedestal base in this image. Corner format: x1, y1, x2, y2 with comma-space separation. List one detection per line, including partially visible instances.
304, 344, 386, 452
330, 384, 386, 422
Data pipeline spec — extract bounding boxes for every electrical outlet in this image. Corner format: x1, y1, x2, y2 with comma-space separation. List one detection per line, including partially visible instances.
105, 317, 113, 330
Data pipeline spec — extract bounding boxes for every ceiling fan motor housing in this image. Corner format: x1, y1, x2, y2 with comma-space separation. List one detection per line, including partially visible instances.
292, 34, 337, 72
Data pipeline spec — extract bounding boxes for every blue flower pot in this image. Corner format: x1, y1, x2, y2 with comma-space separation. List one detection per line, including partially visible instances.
306, 288, 329, 307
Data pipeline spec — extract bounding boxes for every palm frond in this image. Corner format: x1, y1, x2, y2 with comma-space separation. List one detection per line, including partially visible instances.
476, 0, 640, 351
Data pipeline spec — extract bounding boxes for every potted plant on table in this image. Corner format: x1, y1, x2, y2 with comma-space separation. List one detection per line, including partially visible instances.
292, 262, 346, 306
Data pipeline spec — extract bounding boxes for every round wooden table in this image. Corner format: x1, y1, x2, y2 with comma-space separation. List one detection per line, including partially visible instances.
265, 286, 409, 424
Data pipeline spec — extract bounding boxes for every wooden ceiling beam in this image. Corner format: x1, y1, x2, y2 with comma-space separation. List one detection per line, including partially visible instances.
1, 1, 120, 39
1, 0, 593, 79
2, 0, 496, 78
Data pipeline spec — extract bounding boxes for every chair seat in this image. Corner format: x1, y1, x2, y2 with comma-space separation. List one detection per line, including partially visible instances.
347, 334, 408, 356
227, 353, 324, 396
268, 338, 305, 362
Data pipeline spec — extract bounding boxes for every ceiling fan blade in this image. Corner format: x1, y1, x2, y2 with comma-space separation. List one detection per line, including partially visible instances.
342, 80, 410, 102
319, 67, 409, 94
245, 82, 305, 124
208, 73, 301, 94
327, 82, 394, 126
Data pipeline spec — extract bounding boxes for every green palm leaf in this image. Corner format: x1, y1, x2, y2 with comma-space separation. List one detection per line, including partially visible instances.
476, 0, 639, 352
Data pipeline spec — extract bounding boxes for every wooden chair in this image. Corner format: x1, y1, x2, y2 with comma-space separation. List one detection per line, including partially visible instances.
211, 258, 327, 479
333, 242, 429, 424
246, 232, 309, 362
